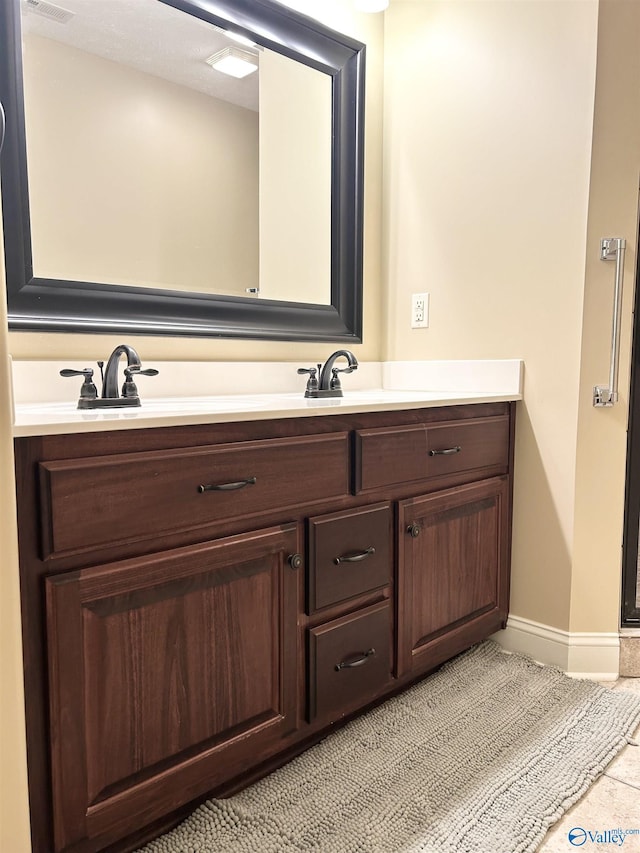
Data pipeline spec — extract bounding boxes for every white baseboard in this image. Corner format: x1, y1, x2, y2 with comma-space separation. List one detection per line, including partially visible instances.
491, 615, 620, 680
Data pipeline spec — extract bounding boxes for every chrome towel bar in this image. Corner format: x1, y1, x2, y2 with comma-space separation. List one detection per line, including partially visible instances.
594, 237, 627, 407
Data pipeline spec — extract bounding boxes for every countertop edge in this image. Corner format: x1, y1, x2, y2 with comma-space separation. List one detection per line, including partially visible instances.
13, 391, 522, 438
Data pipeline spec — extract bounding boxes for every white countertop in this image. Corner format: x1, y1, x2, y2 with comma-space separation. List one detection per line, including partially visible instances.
10, 359, 524, 437
12, 388, 521, 437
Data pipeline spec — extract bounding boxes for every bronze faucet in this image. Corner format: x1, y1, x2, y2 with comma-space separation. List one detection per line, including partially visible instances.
60, 344, 158, 409
298, 349, 358, 398
101, 344, 142, 399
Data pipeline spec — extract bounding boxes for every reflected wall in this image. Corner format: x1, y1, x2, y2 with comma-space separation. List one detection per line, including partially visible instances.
24, 33, 260, 297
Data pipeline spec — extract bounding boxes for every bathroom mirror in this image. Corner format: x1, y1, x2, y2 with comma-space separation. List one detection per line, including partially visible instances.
0, 0, 365, 340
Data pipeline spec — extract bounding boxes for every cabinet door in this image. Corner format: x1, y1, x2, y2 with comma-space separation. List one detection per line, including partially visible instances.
398, 477, 509, 678
45, 524, 300, 852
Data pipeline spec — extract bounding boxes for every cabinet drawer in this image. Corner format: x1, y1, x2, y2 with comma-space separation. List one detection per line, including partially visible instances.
355, 424, 427, 492
308, 601, 392, 721
426, 417, 509, 479
307, 503, 392, 613
355, 415, 509, 492
39, 433, 349, 557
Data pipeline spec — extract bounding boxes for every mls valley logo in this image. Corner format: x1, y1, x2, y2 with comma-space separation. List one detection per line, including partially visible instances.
568, 826, 640, 847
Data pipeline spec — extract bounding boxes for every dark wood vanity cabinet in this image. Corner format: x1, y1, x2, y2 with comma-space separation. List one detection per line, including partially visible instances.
14, 402, 515, 853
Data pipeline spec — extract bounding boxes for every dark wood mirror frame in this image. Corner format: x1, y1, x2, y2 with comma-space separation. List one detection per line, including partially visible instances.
0, 0, 365, 341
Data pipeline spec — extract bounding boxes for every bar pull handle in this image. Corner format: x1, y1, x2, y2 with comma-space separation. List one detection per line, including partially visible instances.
594, 237, 626, 407
429, 445, 461, 456
335, 648, 375, 671
198, 477, 257, 493
334, 546, 375, 565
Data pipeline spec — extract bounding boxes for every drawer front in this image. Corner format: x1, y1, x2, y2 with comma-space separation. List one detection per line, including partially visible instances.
39, 433, 349, 557
355, 424, 428, 492
307, 503, 392, 613
355, 415, 509, 492
426, 416, 509, 478
308, 601, 392, 721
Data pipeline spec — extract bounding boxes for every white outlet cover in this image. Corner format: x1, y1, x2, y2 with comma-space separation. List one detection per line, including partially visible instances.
411, 292, 429, 328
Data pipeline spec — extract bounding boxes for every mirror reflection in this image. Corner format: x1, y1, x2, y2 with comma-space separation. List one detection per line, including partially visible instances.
21, 0, 332, 304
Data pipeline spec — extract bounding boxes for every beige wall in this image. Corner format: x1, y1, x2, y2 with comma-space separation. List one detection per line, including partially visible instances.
0, 218, 32, 851
383, 0, 640, 636
383, 0, 600, 631
24, 34, 259, 297
571, 0, 640, 633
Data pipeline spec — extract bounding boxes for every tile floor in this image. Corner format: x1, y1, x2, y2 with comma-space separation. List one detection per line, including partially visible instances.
621, 637, 640, 677
538, 676, 640, 851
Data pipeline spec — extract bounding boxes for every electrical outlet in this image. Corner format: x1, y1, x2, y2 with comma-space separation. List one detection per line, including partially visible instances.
411, 292, 429, 329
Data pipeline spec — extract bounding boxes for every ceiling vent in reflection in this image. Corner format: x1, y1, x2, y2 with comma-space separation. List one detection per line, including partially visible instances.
23, 0, 75, 24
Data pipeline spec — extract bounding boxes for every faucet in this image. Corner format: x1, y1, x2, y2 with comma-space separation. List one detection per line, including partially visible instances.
60, 344, 158, 409
319, 349, 359, 392
297, 349, 358, 398
102, 344, 142, 398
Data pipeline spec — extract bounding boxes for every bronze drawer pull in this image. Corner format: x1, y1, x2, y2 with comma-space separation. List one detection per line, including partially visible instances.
429, 445, 462, 456
198, 477, 257, 493
334, 546, 376, 565
335, 648, 376, 671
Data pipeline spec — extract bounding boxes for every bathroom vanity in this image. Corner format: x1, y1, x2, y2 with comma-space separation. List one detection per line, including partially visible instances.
13, 392, 515, 853
2, 0, 518, 845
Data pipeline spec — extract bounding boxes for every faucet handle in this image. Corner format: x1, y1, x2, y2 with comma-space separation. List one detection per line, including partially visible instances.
122, 366, 159, 399
297, 366, 319, 396
127, 366, 159, 377
60, 368, 93, 378
330, 367, 343, 392
60, 368, 98, 401
330, 364, 358, 391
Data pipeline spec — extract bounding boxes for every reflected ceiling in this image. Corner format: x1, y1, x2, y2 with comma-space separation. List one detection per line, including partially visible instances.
22, 0, 259, 110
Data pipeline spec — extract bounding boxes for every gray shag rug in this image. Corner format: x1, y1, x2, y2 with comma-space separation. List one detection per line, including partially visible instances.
138, 641, 640, 853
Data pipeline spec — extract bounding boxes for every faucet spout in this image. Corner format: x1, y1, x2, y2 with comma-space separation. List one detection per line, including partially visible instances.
102, 344, 141, 398
318, 349, 359, 393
